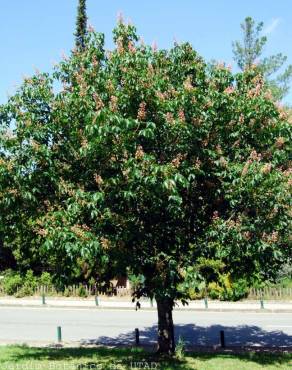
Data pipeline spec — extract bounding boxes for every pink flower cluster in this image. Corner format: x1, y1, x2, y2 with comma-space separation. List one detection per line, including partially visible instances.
224, 86, 234, 94
137, 102, 147, 121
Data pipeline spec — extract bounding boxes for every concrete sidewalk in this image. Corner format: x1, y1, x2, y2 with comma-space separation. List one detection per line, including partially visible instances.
0, 296, 291, 312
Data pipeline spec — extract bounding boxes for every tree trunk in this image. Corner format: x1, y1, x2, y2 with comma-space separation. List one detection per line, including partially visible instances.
156, 297, 175, 354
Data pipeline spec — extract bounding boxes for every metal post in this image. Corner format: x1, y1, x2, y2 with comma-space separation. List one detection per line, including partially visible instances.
57, 326, 62, 343
95, 296, 99, 306
204, 297, 208, 309
260, 299, 264, 309
220, 330, 225, 348
135, 328, 140, 346
41, 293, 46, 305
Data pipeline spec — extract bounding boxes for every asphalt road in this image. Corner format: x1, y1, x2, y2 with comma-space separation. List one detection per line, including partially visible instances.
0, 307, 291, 347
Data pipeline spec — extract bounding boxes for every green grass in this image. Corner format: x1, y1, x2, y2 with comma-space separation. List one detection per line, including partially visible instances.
0, 345, 290, 369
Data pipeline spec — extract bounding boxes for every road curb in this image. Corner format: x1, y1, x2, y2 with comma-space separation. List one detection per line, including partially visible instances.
0, 303, 292, 313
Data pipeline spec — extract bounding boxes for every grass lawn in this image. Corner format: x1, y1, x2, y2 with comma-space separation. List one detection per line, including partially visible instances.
0, 346, 291, 370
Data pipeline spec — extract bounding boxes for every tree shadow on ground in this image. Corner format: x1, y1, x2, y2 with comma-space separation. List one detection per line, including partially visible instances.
4, 346, 187, 369
81, 323, 292, 348
3, 325, 292, 368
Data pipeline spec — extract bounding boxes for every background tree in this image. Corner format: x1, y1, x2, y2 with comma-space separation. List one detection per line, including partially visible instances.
75, 0, 87, 49
232, 16, 292, 101
0, 21, 291, 354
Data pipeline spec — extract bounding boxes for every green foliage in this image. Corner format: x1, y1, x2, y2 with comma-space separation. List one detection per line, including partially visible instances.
181, 261, 249, 301
0, 20, 291, 309
207, 282, 223, 300
175, 336, 186, 360
128, 274, 145, 293
63, 287, 71, 297
39, 271, 53, 287
0, 270, 54, 296
23, 270, 38, 289
276, 263, 292, 282
278, 278, 292, 288
14, 270, 38, 297
232, 17, 267, 71
2, 271, 22, 295
233, 16, 292, 100
0, 346, 290, 370
231, 279, 249, 300
15, 285, 34, 298
207, 276, 249, 301
76, 285, 88, 298
75, 0, 87, 50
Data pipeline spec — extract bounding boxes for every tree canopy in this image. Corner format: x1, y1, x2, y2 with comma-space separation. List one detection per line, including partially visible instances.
0, 20, 291, 353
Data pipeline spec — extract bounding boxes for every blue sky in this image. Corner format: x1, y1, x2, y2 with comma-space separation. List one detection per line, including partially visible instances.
1, 0, 292, 104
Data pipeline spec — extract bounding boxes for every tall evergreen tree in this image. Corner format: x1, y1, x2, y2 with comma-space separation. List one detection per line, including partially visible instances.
75, 0, 87, 49
233, 17, 292, 101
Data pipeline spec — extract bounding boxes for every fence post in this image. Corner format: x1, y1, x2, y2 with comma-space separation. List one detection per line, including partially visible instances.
41, 293, 46, 305
95, 296, 99, 306
204, 297, 208, 309
220, 330, 225, 348
135, 328, 140, 346
57, 326, 62, 343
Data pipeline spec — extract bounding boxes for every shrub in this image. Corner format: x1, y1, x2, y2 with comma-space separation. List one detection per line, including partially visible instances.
1, 270, 54, 297
231, 278, 249, 300
208, 282, 224, 299
63, 287, 71, 297
15, 285, 34, 298
207, 276, 249, 301
39, 272, 53, 287
76, 285, 88, 298
23, 270, 37, 290
3, 273, 23, 295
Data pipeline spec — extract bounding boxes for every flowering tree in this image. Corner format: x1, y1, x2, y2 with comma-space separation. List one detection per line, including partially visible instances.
0, 21, 291, 353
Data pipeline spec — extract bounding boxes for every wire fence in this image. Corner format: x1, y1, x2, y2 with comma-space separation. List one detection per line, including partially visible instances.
248, 287, 292, 300
0, 284, 132, 298
0, 284, 291, 300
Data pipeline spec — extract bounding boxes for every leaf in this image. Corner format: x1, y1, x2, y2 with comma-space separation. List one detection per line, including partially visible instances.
163, 179, 176, 191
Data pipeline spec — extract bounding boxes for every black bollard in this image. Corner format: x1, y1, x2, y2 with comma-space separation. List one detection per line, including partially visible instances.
135, 328, 140, 346
220, 330, 225, 348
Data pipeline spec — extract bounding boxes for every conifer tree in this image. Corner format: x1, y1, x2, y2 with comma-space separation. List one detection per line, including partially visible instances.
75, 0, 87, 49
233, 17, 292, 101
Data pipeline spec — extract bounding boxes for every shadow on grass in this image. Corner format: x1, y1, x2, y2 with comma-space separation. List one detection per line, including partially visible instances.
2, 346, 187, 369
2, 345, 291, 369
2, 324, 292, 368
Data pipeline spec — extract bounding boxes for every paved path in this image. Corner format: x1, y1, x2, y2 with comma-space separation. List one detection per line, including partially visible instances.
0, 307, 291, 348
